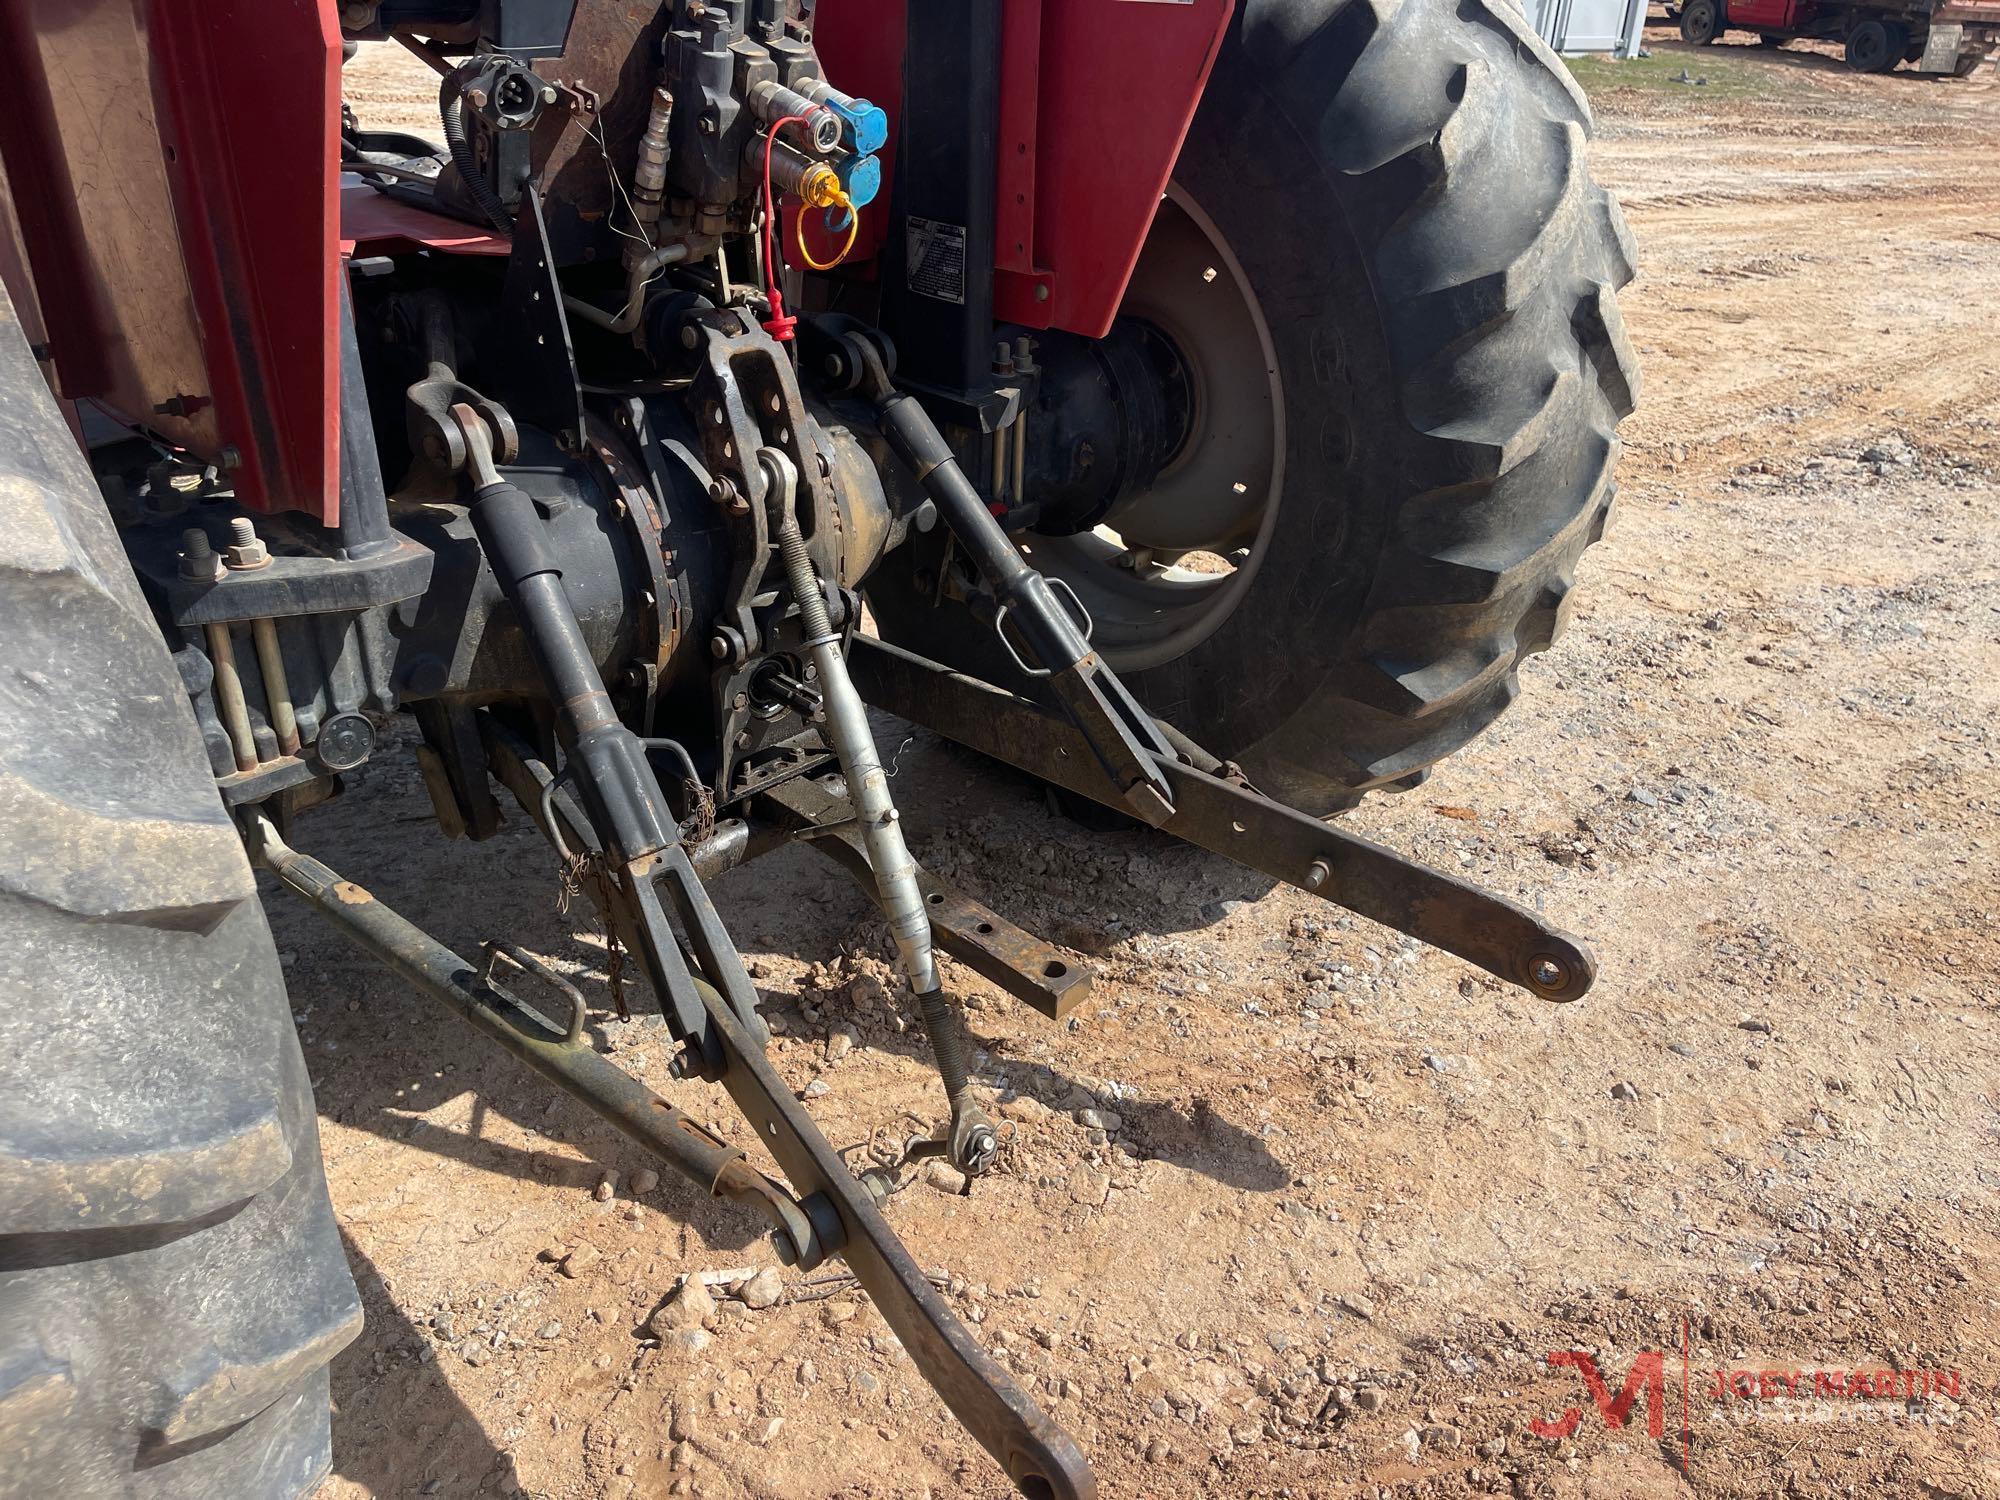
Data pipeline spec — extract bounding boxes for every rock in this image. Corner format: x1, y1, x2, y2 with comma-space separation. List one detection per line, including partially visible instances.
801, 1078, 830, 1099
433, 1312, 457, 1341
629, 1168, 659, 1195
1143, 1437, 1172, 1462
666, 1327, 712, 1355
536, 1320, 562, 1339
670, 1405, 699, 1443
457, 1337, 489, 1367
1610, 1081, 1640, 1102
798, 1359, 819, 1386
1738, 1017, 1773, 1034
1000, 1094, 1053, 1124
1074, 1107, 1123, 1133
593, 1175, 616, 1202
1338, 1294, 1375, 1320
825, 1025, 858, 1063
560, 1243, 602, 1278
1625, 787, 1659, 807
821, 1301, 859, 1329
736, 1267, 784, 1310
1423, 1422, 1463, 1451
1352, 1385, 1386, 1413
854, 1370, 881, 1396
1066, 1164, 1111, 1207
669, 1439, 695, 1469
1667, 1041, 1696, 1058
757, 1417, 784, 1445
924, 1160, 968, 1195
649, 1278, 717, 1336
1399, 1428, 1422, 1460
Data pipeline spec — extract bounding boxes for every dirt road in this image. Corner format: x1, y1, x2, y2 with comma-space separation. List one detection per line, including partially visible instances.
318, 36, 2000, 1498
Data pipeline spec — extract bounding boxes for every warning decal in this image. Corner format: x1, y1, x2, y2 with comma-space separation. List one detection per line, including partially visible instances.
905, 216, 968, 305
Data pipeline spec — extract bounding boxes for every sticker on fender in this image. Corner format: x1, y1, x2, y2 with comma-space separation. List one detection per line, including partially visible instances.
905, 216, 967, 305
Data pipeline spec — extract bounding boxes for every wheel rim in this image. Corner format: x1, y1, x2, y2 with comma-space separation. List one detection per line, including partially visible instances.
1851, 23, 1887, 66
1026, 184, 1287, 673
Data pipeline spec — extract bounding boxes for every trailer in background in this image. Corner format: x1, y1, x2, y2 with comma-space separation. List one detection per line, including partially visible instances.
1677, 0, 2000, 73
1532, 0, 1651, 58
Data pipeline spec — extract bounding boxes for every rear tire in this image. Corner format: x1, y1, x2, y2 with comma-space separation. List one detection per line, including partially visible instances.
1681, 0, 1724, 44
0, 289, 360, 1497
1845, 18, 1898, 70
867, 0, 1638, 813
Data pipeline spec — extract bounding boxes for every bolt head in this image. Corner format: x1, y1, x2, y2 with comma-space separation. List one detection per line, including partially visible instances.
710, 634, 731, 660
680, 324, 700, 351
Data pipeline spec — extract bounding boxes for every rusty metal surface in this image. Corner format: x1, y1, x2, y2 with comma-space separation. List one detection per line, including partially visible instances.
759, 776, 1093, 1020
849, 637, 1598, 1003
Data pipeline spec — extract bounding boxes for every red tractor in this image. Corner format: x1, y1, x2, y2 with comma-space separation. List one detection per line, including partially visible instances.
0, 1, 1636, 1494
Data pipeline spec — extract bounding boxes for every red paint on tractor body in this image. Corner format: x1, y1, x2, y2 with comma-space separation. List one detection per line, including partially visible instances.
812, 0, 1233, 338
0, 0, 1235, 524
0, 0, 343, 522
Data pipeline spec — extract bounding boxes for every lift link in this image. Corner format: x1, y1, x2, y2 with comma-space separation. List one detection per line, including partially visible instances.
848, 637, 1599, 1004
833, 330, 1179, 826
451, 404, 768, 1074
762, 447, 998, 1179
438, 409, 1093, 1499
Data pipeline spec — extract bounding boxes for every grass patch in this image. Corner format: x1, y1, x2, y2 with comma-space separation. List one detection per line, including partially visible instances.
1566, 44, 1792, 100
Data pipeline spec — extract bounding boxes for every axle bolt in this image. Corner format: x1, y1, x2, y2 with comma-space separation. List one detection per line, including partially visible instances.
223, 516, 271, 570
178, 527, 224, 583
1304, 859, 1330, 891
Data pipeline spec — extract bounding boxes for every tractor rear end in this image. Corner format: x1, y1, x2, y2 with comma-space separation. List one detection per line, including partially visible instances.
0, 2, 1637, 1494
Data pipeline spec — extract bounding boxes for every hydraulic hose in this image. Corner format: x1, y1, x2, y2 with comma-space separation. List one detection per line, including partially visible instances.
439, 69, 515, 236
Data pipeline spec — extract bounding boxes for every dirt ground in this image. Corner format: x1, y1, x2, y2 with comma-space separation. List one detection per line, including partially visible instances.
318, 32, 2000, 1500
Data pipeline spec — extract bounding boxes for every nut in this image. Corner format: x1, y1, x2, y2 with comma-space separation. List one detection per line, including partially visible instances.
223, 516, 271, 570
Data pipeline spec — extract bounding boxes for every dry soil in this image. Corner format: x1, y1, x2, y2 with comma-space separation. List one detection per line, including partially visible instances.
317, 32, 2000, 1500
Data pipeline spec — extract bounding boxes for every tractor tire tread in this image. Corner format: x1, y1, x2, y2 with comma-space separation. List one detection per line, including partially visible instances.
0, 288, 360, 1500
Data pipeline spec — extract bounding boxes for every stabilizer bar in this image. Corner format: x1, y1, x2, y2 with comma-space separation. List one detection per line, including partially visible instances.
848, 637, 1597, 1002
245, 814, 825, 1260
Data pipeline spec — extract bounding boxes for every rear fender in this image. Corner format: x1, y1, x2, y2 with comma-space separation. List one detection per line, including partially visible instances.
811, 0, 1233, 339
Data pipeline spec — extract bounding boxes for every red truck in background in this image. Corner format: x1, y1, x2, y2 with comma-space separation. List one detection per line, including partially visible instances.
1676, 0, 2000, 72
